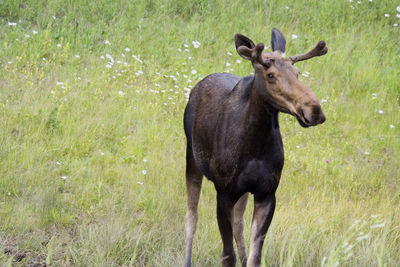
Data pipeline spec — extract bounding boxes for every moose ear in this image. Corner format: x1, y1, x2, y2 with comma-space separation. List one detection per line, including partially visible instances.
235, 34, 255, 60
271, 28, 286, 54
235, 34, 255, 50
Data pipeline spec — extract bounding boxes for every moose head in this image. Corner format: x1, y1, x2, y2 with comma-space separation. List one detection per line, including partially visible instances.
235, 28, 327, 127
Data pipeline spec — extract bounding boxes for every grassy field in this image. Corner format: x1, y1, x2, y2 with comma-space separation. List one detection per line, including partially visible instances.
0, 0, 399, 266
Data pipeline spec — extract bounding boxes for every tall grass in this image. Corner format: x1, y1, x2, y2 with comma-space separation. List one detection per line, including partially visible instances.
0, 0, 399, 266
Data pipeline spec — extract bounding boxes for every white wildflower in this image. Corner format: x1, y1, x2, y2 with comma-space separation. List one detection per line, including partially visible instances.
118, 90, 125, 96
8, 22, 17, 26
192, 41, 201, 48
61, 175, 67, 180
135, 70, 144, 76
291, 34, 298, 40
137, 181, 143, 185
104, 40, 111, 45
132, 54, 143, 63
191, 70, 197, 75
105, 54, 114, 64
32, 30, 38, 35
301, 72, 309, 77
125, 47, 131, 52
384, 14, 390, 17
390, 124, 395, 128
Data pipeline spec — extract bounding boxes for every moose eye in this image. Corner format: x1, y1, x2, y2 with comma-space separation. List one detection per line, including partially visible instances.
267, 73, 274, 79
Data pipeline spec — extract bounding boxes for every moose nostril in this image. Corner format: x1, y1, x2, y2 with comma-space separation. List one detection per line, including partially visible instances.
311, 105, 325, 124
312, 105, 322, 115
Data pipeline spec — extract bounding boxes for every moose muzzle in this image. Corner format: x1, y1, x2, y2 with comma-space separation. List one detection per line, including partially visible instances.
296, 103, 325, 127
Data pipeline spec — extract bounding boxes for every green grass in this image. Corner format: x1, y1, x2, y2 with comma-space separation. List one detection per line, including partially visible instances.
0, 0, 399, 266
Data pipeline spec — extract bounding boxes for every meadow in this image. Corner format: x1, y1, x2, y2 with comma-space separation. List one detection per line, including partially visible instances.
0, 0, 399, 266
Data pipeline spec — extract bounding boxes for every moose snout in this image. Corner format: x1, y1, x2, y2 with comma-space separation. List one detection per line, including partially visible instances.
297, 104, 325, 127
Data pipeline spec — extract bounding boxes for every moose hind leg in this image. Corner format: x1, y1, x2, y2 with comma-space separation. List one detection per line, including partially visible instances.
216, 193, 236, 267
184, 146, 203, 267
233, 193, 249, 267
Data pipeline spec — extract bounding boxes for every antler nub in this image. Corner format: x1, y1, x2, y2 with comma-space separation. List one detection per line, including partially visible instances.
254, 43, 265, 64
290, 41, 328, 64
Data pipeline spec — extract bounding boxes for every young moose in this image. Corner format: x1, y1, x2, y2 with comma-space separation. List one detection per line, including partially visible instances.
183, 28, 328, 267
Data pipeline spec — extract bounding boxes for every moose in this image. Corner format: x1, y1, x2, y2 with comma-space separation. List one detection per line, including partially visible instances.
183, 28, 328, 267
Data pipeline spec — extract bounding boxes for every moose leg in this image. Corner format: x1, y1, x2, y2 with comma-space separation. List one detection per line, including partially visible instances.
247, 194, 276, 267
184, 148, 203, 267
233, 193, 249, 267
216, 193, 236, 267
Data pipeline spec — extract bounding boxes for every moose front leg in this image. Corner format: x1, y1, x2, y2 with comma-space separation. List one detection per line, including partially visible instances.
247, 194, 276, 267
216, 193, 236, 267
233, 193, 249, 267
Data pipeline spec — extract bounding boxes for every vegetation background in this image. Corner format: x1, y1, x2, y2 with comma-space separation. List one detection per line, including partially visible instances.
0, 0, 399, 266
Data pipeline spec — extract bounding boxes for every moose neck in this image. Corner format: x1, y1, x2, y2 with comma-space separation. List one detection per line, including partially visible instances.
245, 75, 280, 132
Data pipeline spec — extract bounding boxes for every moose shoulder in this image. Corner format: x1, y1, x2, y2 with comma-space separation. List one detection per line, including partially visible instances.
183, 28, 328, 267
